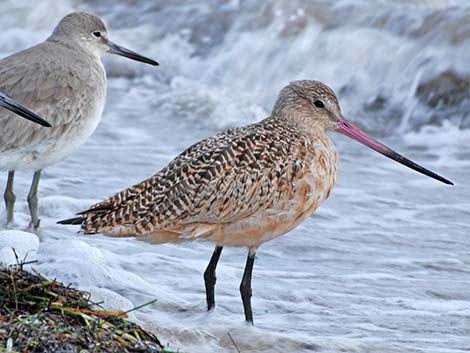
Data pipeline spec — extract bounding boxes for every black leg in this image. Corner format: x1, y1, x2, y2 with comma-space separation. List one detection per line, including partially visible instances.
204, 245, 223, 311
240, 247, 257, 324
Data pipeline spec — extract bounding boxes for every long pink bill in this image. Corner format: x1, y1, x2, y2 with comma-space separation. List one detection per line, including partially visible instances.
335, 118, 453, 185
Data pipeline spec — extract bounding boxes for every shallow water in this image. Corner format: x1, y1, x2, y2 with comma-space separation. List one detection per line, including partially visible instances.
0, 1, 469, 352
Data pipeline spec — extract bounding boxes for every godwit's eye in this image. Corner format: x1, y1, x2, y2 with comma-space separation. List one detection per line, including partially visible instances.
92, 31, 102, 38
314, 100, 325, 108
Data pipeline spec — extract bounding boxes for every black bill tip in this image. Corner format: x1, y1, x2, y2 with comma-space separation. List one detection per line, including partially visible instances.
0, 92, 51, 127
107, 40, 159, 66
384, 150, 454, 185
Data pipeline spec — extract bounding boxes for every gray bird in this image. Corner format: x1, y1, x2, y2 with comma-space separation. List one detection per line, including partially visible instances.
0, 91, 50, 127
0, 12, 158, 228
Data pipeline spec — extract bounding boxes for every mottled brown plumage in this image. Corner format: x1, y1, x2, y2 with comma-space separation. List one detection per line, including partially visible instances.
61, 80, 340, 324
61, 79, 452, 323
69, 81, 339, 247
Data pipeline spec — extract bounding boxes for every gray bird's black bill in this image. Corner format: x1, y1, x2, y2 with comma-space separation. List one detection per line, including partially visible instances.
0, 93, 51, 127
107, 41, 159, 66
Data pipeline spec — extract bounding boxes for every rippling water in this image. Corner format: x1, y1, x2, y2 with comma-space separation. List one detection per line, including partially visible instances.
0, 1, 469, 352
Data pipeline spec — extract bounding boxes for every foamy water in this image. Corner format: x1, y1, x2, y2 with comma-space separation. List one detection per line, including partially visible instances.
0, 1, 469, 352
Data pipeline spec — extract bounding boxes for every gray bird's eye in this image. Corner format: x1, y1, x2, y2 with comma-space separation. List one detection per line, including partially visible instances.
92, 31, 102, 38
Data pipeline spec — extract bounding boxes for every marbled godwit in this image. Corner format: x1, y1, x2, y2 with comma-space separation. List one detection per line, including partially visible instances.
59, 80, 452, 323
0, 12, 158, 228
0, 91, 50, 127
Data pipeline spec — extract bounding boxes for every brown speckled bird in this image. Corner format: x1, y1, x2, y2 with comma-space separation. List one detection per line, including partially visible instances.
59, 80, 452, 323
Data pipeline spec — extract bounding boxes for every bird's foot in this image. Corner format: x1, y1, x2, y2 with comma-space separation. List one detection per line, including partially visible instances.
28, 219, 41, 231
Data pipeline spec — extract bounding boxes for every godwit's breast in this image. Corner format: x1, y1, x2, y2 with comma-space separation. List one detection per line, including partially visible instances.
203, 134, 338, 247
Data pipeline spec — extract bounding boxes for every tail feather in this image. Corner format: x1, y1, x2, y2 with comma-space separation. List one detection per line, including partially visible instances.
57, 216, 85, 225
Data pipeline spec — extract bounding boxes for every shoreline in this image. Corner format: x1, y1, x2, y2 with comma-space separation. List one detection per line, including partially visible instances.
0, 263, 176, 353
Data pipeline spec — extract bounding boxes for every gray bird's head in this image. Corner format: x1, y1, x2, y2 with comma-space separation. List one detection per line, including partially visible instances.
48, 12, 158, 66
272, 79, 453, 185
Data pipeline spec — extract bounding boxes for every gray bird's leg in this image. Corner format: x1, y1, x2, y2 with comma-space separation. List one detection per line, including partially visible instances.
204, 245, 223, 311
4, 171, 16, 224
240, 247, 257, 324
27, 170, 42, 229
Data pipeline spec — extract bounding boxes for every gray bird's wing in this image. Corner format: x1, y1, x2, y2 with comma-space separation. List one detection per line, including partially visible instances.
0, 41, 103, 152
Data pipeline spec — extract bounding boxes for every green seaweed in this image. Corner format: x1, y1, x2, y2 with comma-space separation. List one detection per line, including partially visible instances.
0, 264, 179, 353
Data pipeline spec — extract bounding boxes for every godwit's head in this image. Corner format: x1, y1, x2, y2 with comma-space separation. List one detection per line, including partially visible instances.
272, 80, 342, 131
48, 12, 158, 66
273, 80, 453, 185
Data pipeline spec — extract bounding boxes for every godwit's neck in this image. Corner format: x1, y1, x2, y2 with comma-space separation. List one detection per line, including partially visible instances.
272, 105, 327, 135
269, 113, 329, 147
312, 130, 339, 199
